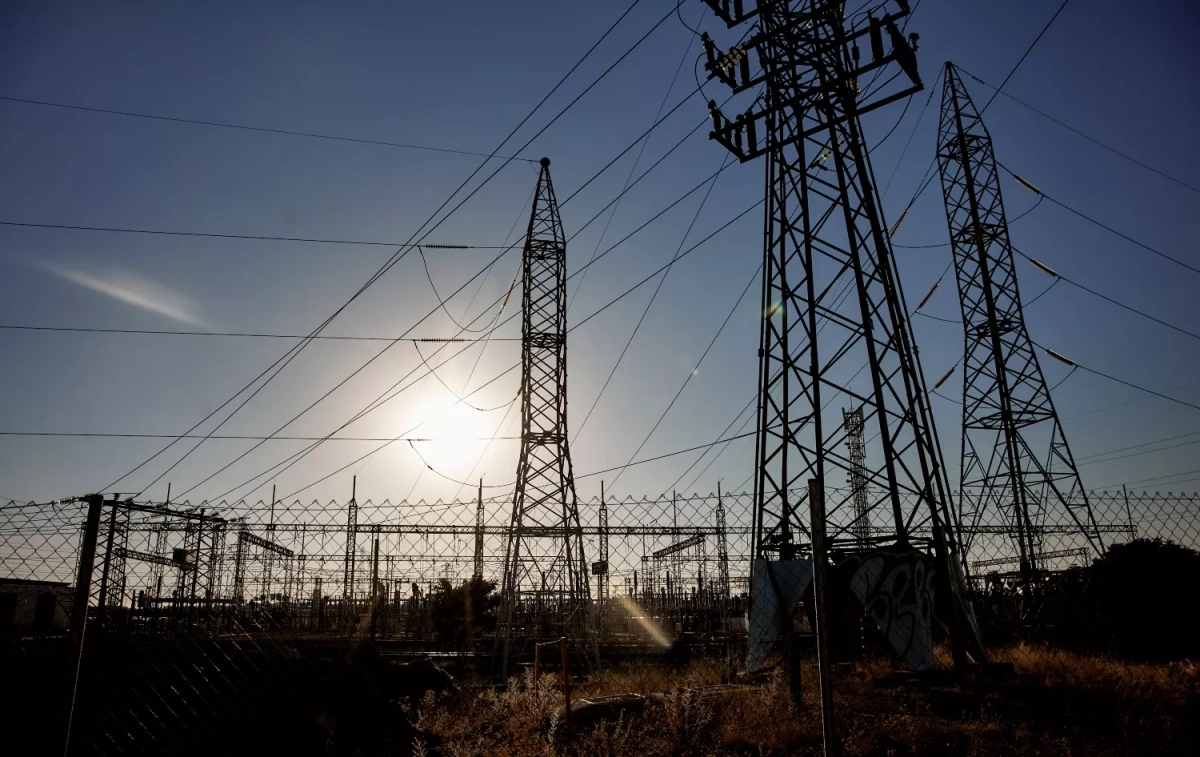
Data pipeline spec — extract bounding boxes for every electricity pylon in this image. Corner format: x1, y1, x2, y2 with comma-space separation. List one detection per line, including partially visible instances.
497, 158, 593, 675
701, 0, 958, 557
936, 63, 1104, 579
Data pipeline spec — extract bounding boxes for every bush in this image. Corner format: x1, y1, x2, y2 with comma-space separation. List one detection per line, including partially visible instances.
429, 576, 500, 646
1066, 538, 1200, 661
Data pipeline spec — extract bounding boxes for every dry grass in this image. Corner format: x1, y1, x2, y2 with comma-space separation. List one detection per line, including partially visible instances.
416, 649, 1199, 756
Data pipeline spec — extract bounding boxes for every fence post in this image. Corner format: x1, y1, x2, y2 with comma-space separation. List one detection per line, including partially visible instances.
65, 494, 104, 756
369, 529, 380, 642
560, 636, 571, 728
95, 496, 118, 624
808, 479, 840, 757
70, 495, 104, 646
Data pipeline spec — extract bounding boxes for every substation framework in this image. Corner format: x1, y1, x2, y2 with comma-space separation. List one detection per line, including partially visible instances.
72, 496, 749, 642
935, 63, 1105, 581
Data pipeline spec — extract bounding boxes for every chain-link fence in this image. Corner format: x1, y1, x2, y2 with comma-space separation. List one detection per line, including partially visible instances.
3, 488, 1197, 755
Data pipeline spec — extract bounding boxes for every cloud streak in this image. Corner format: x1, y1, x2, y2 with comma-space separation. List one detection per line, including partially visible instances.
42, 264, 204, 326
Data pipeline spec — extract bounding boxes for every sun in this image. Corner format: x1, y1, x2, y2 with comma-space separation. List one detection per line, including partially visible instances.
411, 397, 495, 480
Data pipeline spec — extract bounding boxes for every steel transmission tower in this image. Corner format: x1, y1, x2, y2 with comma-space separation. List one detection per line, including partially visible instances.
935, 64, 1104, 576
702, 0, 957, 557
497, 158, 592, 673
842, 407, 871, 547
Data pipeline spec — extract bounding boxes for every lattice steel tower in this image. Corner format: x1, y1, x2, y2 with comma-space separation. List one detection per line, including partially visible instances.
702, 0, 957, 557
936, 64, 1103, 576
497, 158, 591, 673
842, 407, 871, 547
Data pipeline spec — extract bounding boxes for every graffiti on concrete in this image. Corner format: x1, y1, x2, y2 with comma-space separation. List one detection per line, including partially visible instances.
844, 549, 936, 671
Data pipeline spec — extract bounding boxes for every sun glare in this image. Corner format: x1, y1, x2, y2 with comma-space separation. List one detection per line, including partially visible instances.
412, 398, 495, 479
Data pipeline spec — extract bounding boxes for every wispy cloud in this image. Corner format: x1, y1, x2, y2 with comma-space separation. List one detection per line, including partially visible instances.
40, 263, 204, 326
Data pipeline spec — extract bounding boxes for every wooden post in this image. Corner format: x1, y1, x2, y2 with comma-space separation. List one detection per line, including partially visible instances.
808, 479, 840, 757
369, 529, 380, 642
560, 636, 571, 728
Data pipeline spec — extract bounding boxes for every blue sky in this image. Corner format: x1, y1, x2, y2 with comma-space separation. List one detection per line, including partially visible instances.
1, 0, 1198, 508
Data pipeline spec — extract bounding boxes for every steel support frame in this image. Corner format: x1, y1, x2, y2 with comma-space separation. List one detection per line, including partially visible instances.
706, 1, 955, 560
498, 159, 593, 673
936, 64, 1104, 573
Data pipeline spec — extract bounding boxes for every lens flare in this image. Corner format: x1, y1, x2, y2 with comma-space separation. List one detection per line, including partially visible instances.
615, 595, 672, 648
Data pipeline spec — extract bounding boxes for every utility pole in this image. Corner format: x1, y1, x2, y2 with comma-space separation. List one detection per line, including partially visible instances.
497, 158, 594, 676
702, 0, 953, 559
369, 526, 380, 642
343, 476, 358, 630
936, 63, 1104, 579
473, 478, 484, 581
598, 481, 610, 608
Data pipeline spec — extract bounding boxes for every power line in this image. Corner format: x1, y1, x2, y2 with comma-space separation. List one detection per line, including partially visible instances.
980, 0, 1073, 112
100, 0, 656, 496
1099, 465, 1200, 490
1012, 246, 1200, 343
214, 164, 757, 502
999, 163, 1200, 276
567, 11, 701, 312
887, 0, 1072, 223
0, 431, 520, 442
0, 94, 537, 163
573, 151, 733, 442
576, 430, 759, 482
958, 66, 1199, 196
0, 220, 503, 249
1077, 428, 1200, 462
1077, 436, 1200, 468
270, 196, 764, 503
0, 324, 517, 341
201, 178, 761, 503
1032, 341, 1200, 414
606, 260, 762, 490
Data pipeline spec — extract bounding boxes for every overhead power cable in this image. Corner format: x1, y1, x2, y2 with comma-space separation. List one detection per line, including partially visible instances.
1077, 435, 1200, 468
0, 220, 503, 249
0, 95, 538, 162
272, 198, 762, 502
887, 0, 1072, 220
0, 324, 516, 341
99, 0, 655, 495
999, 162, 1200, 276
606, 260, 762, 490
1033, 341, 1200, 414
216, 165, 755, 502
572, 151, 733, 442
568, 8, 701, 311
1077, 428, 1200, 462
956, 66, 1200, 196
0, 431, 519, 442
1012, 245, 1200, 343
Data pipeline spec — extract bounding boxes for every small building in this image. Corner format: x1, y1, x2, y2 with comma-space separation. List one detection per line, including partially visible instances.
0, 577, 73, 636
